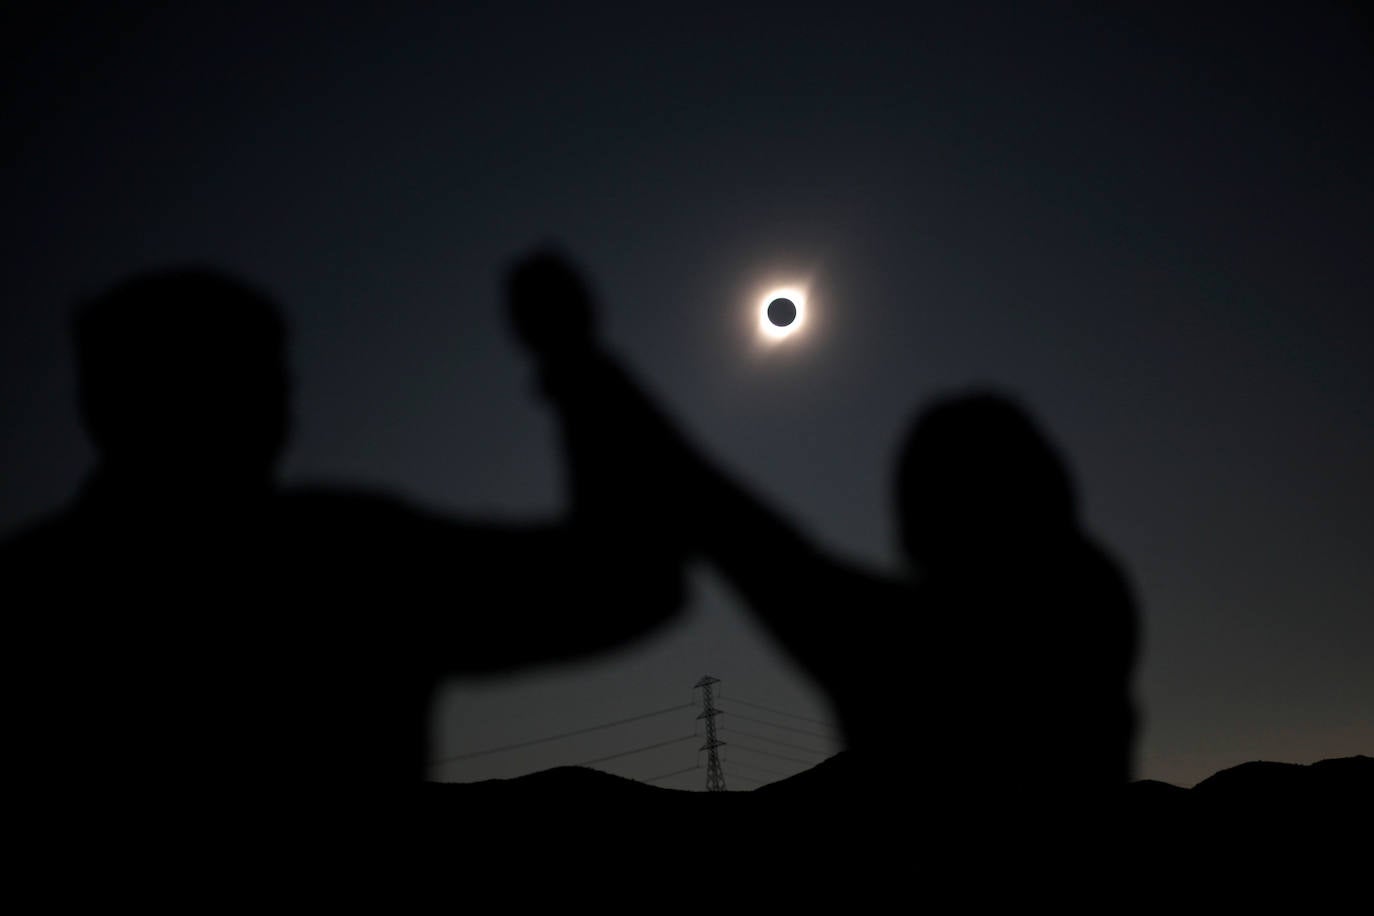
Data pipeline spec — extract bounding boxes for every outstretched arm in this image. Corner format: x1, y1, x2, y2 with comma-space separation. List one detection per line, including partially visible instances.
419, 513, 684, 675
276, 486, 683, 678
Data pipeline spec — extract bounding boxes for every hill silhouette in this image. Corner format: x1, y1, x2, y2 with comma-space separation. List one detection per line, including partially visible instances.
428, 752, 1371, 848
373, 753, 1374, 887
434, 752, 1369, 806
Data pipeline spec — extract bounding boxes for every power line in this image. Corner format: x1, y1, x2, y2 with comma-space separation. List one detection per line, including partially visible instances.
569, 734, 698, 769
428, 702, 694, 768
720, 727, 828, 756
727, 740, 823, 767
719, 695, 840, 730
717, 709, 840, 742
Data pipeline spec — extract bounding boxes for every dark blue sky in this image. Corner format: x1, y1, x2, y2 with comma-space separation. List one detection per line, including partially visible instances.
3, 2, 1370, 788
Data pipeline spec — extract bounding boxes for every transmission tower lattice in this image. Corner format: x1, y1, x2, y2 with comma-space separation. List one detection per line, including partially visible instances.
695, 675, 727, 792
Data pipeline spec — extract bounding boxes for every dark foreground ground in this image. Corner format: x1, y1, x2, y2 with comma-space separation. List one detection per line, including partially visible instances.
19, 754, 1365, 901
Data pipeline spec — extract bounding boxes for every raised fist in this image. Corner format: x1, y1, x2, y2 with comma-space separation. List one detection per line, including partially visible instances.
506, 248, 597, 361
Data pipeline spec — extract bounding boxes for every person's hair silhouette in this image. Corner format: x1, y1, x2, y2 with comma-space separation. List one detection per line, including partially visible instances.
508, 249, 1140, 832
896, 392, 1077, 571
1, 265, 686, 854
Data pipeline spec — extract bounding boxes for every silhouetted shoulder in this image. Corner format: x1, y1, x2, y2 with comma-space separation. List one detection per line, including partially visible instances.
1077, 536, 1135, 596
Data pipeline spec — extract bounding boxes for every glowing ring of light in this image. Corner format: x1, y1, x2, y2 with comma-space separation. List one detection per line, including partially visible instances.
759, 288, 806, 340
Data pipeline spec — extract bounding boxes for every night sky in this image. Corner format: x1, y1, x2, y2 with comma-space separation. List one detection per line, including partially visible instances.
3, 2, 1370, 790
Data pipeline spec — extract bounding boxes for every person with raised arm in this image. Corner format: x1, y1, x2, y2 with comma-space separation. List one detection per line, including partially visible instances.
1, 266, 688, 856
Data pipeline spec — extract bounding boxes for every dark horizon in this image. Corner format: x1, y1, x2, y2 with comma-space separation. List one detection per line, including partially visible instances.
2, 2, 1371, 791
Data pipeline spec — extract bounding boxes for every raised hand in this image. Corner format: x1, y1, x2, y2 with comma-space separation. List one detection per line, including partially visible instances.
505, 248, 597, 363
502, 244, 690, 610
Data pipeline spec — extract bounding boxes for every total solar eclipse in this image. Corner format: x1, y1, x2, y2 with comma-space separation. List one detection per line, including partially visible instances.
758, 287, 806, 341
767, 297, 797, 328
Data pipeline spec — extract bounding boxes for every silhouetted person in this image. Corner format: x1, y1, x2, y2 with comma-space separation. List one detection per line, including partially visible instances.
885, 394, 1140, 848
0, 268, 684, 850
508, 250, 1139, 836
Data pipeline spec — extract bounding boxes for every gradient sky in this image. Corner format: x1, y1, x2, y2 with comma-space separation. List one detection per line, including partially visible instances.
3, 2, 1370, 789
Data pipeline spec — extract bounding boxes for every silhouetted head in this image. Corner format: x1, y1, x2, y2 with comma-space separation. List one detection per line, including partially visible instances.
74, 268, 289, 491
895, 391, 1077, 571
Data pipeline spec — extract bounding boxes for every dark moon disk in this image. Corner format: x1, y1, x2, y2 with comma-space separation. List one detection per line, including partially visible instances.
767, 297, 797, 327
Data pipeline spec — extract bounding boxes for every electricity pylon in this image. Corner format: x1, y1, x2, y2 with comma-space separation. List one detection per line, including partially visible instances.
695, 675, 727, 792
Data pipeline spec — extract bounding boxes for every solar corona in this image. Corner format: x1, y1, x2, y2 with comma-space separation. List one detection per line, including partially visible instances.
759, 288, 806, 341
